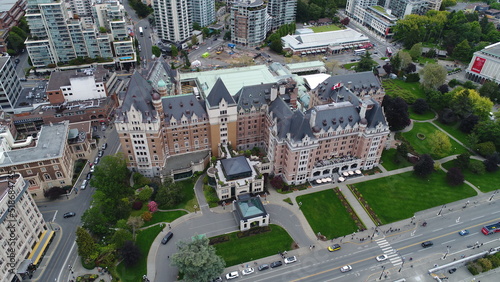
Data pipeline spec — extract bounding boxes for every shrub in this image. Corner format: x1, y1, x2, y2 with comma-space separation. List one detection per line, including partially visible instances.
475, 141, 496, 157
488, 254, 500, 268
447, 167, 464, 186
148, 201, 158, 213
468, 161, 485, 175
132, 201, 143, 210
467, 262, 481, 275
405, 73, 420, 83
478, 258, 492, 271
141, 211, 152, 222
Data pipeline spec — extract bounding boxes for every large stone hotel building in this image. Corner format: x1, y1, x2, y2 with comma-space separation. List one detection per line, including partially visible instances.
114, 61, 390, 198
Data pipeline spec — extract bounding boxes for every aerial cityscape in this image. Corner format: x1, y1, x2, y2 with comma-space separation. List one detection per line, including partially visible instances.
1, 0, 500, 281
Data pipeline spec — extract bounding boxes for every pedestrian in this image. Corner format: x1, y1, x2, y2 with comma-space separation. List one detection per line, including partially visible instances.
167, 256, 169, 259
168, 224, 171, 230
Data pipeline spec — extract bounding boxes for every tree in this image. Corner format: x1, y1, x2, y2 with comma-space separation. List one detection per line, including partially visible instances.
437, 84, 449, 94
441, 0, 457, 9
453, 39, 472, 62
455, 152, 471, 170
474, 120, 500, 147
171, 45, 178, 57
405, 63, 416, 73
479, 81, 500, 102
148, 201, 158, 213
340, 17, 350, 26
420, 63, 447, 90
44, 186, 66, 200
111, 229, 133, 249
409, 43, 422, 60
468, 161, 485, 174
412, 98, 429, 114
398, 51, 413, 69
142, 211, 153, 222
119, 241, 142, 267
450, 88, 493, 120
191, 35, 199, 46
428, 131, 452, 157
389, 53, 401, 73
155, 178, 183, 208
458, 114, 479, 134
127, 216, 144, 240
193, 22, 201, 31
152, 46, 161, 58
7, 32, 25, 54
382, 96, 411, 131
171, 236, 225, 282
270, 175, 285, 191
81, 206, 111, 237
355, 51, 376, 72
383, 63, 393, 75
76, 227, 97, 260
137, 186, 154, 201
447, 167, 464, 186
414, 154, 435, 177
484, 153, 500, 172
475, 141, 496, 157
270, 39, 283, 54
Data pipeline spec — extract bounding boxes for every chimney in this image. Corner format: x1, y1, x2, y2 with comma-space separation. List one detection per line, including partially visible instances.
289, 87, 298, 109
359, 102, 367, 119
279, 84, 286, 95
309, 109, 317, 128
270, 85, 278, 101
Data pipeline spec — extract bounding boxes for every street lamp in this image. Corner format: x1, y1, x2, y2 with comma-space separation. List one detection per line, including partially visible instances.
489, 190, 498, 202
443, 245, 450, 260
437, 205, 445, 216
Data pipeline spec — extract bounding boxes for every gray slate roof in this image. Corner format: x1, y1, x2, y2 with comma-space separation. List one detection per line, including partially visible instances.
220, 156, 252, 178
314, 71, 381, 103
234, 83, 274, 111
206, 78, 236, 108
162, 94, 208, 121
115, 71, 157, 123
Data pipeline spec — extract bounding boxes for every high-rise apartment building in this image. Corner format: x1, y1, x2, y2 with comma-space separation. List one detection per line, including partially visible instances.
0, 173, 49, 281
25, 0, 134, 68
191, 0, 215, 28
268, 0, 297, 30
0, 56, 23, 113
153, 0, 192, 45
230, 0, 271, 47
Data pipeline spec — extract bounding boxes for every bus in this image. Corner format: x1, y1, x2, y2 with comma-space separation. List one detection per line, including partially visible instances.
354, 49, 366, 55
482, 221, 500, 235
139, 27, 143, 36
386, 47, 393, 57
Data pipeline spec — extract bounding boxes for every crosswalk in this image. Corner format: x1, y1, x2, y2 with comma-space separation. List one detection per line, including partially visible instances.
375, 238, 402, 266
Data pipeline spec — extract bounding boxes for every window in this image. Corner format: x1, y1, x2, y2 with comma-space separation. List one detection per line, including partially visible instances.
56, 172, 63, 178
43, 174, 51, 180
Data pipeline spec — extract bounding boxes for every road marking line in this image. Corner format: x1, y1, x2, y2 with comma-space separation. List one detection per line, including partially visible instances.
449, 222, 464, 227
384, 250, 395, 254
386, 254, 398, 258
375, 238, 386, 242
433, 228, 443, 232
381, 246, 392, 251
379, 243, 390, 248
471, 216, 485, 220
441, 239, 456, 245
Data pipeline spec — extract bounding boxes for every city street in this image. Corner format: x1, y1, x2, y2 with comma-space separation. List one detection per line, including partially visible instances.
30, 126, 120, 282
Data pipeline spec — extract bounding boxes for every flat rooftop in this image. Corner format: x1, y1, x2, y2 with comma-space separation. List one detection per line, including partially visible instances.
0, 121, 69, 166
180, 65, 277, 96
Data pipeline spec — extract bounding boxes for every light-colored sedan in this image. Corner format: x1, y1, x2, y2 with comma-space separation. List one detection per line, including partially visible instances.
284, 256, 297, 264
340, 265, 352, 273
241, 267, 254, 276
225, 271, 239, 280
376, 254, 388, 262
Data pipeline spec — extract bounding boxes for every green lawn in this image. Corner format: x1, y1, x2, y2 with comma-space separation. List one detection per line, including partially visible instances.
433, 120, 470, 148
212, 224, 294, 267
442, 159, 499, 193
143, 210, 187, 227
409, 108, 436, 121
343, 62, 358, 70
116, 225, 163, 282
310, 24, 342, 32
380, 148, 413, 171
382, 79, 426, 103
415, 57, 438, 64
354, 171, 477, 224
296, 190, 360, 239
402, 122, 468, 159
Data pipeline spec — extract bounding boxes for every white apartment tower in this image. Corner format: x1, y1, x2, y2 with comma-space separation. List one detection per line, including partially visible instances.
153, 0, 193, 44
230, 0, 271, 47
191, 0, 215, 28
268, 0, 297, 30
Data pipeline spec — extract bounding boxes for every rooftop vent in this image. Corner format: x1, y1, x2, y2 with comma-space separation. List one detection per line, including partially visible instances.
332, 118, 336, 125
168, 104, 172, 109
322, 119, 327, 126
190, 100, 194, 106
348, 115, 353, 122
339, 117, 344, 123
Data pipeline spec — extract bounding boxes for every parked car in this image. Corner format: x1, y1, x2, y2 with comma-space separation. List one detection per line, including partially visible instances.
94, 157, 99, 164
270, 261, 282, 268
340, 265, 352, 272
328, 244, 341, 252
421, 241, 433, 248
458, 230, 469, 236
90, 166, 95, 173
210, 277, 222, 282
101, 143, 107, 150
80, 179, 88, 190
86, 172, 92, 180
376, 254, 388, 262
225, 271, 239, 280
63, 212, 76, 218
241, 267, 254, 275
161, 232, 173, 245
98, 150, 103, 157
258, 264, 269, 271
448, 268, 457, 274
284, 256, 297, 264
